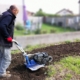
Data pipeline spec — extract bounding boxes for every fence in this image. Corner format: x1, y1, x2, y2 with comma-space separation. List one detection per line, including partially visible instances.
44, 16, 80, 30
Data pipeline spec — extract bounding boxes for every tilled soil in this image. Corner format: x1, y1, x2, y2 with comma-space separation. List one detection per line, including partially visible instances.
0, 42, 80, 80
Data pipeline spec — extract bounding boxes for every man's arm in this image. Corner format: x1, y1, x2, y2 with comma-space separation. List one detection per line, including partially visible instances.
0, 16, 12, 38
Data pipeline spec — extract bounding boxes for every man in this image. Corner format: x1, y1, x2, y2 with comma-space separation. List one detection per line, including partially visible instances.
0, 5, 19, 78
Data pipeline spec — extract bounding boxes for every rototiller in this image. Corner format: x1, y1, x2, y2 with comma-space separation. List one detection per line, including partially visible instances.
12, 39, 53, 71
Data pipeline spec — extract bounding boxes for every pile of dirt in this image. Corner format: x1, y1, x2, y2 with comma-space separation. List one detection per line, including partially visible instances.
0, 42, 80, 80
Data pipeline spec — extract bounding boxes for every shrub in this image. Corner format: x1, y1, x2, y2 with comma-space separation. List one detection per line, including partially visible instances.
34, 29, 41, 34
74, 39, 80, 42
15, 23, 24, 30
64, 40, 71, 44
41, 30, 47, 34
50, 29, 56, 33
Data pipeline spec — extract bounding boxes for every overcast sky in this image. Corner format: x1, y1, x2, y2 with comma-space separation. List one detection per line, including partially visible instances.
0, 0, 79, 14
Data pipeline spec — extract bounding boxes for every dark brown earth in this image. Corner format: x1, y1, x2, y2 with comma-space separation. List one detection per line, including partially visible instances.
0, 42, 80, 80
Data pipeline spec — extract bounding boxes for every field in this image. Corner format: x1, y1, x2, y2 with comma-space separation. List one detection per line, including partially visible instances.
14, 24, 75, 36
1, 42, 80, 80
41, 24, 75, 33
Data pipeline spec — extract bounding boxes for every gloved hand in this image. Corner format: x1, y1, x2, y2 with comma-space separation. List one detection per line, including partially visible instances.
6, 37, 12, 42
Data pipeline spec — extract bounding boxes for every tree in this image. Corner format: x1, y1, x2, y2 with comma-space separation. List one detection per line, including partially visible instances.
35, 8, 47, 16
35, 8, 60, 17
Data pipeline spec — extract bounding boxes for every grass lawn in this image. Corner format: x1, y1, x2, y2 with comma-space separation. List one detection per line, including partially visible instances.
42, 24, 75, 33
14, 24, 75, 36
46, 56, 80, 80
14, 28, 31, 36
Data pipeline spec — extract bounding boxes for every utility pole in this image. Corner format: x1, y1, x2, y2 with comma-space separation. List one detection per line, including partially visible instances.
22, 0, 28, 26
22, 0, 32, 33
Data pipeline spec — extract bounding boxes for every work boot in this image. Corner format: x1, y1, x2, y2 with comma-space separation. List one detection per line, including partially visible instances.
0, 73, 11, 78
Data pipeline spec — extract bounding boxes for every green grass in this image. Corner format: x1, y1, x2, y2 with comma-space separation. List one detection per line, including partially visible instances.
14, 29, 26, 36
14, 24, 75, 36
11, 50, 21, 54
64, 40, 71, 44
60, 56, 80, 74
46, 65, 56, 77
74, 39, 80, 42
26, 44, 49, 51
46, 56, 80, 80
11, 44, 49, 54
64, 73, 72, 80
41, 24, 75, 33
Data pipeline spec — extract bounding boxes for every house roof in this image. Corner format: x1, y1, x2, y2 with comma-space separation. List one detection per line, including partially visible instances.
26, 11, 35, 16
56, 8, 74, 14
27, 11, 35, 14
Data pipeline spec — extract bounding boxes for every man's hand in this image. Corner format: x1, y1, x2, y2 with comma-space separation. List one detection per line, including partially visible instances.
6, 37, 12, 42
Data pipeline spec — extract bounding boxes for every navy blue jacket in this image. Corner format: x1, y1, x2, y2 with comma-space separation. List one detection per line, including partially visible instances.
0, 10, 16, 47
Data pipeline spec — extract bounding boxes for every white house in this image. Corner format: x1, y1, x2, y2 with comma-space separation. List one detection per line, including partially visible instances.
56, 8, 74, 16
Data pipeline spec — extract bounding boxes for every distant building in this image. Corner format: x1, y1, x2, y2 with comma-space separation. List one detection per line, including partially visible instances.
27, 11, 35, 16
44, 14, 80, 30
55, 8, 74, 16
